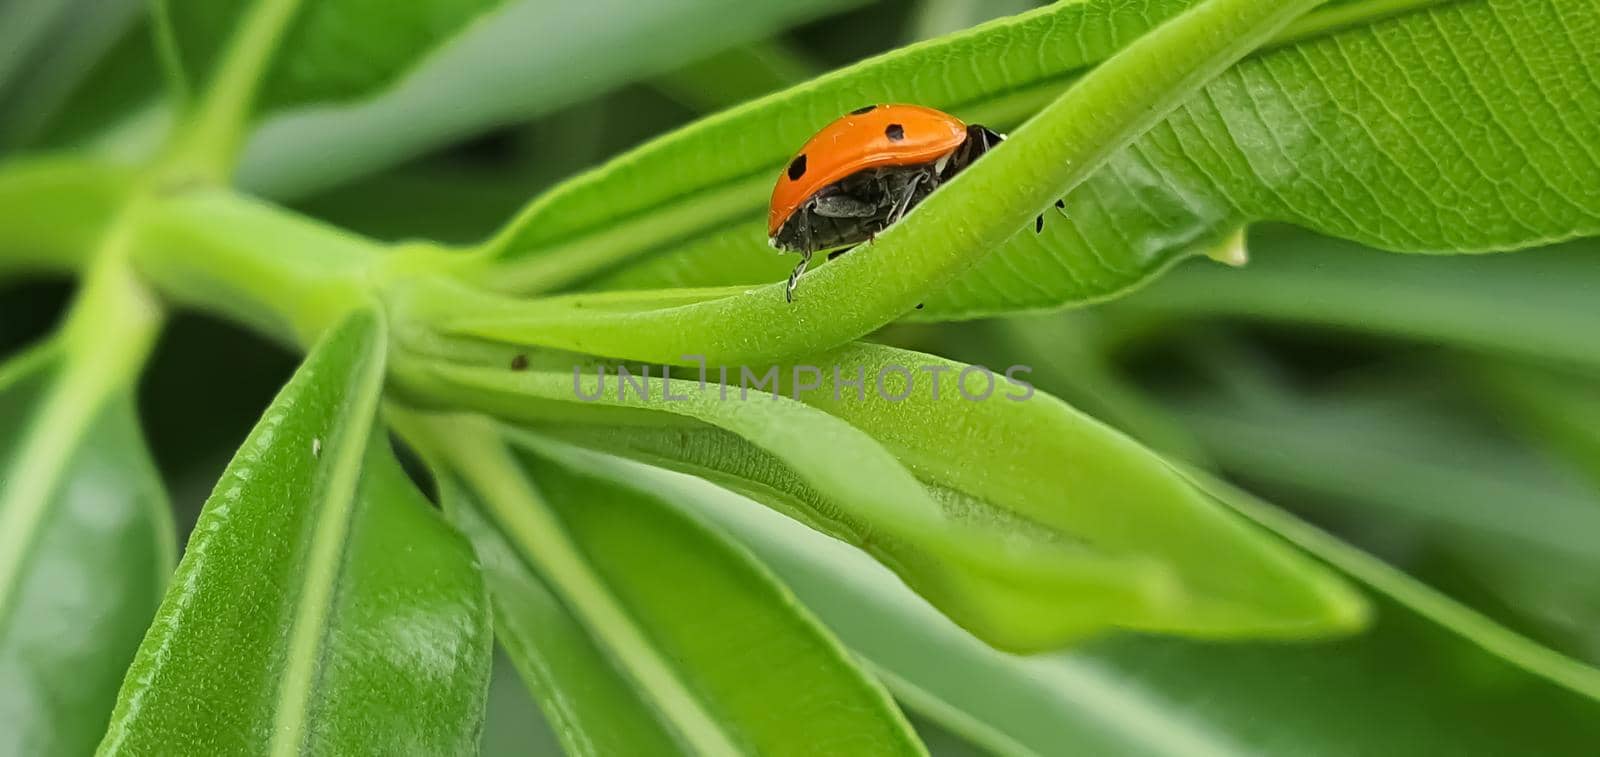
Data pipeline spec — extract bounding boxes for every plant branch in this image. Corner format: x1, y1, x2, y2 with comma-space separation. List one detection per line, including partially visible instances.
0, 225, 163, 621
160, 0, 304, 182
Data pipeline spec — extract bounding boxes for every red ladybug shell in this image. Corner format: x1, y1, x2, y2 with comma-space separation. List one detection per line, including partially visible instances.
767, 104, 969, 237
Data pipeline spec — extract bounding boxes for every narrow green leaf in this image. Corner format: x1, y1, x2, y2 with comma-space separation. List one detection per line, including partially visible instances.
26, 13, 172, 156
661, 464, 1600, 754
1118, 226, 1600, 371
0, 0, 146, 150
788, 342, 1365, 638
100, 311, 492, 755
472, 0, 1598, 323
0, 256, 170, 756
397, 352, 1181, 650
447, 0, 1327, 365
0, 343, 174, 757
956, 313, 1212, 464
395, 336, 1362, 647
401, 414, 922, 755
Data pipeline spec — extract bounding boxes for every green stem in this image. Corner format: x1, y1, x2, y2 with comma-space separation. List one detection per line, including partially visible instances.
0, 156, 137, 279
130, 188, 383, 347
0, 223, 163, 620
161, 0, 304, 182
394, 412, 744, 756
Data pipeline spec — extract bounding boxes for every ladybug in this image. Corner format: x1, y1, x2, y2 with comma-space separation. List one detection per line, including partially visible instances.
768, 104, 1005, 302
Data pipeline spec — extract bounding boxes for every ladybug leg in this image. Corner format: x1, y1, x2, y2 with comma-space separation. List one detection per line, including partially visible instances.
886, 171, 926, 226
787, 212, 817, 303
786, 248, 812, 303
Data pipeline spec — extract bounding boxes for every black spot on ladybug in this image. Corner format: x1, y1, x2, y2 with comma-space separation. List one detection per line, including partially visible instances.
885, 124, 905, 141
788, 154, 807, 181
1035, 215, 1044, 233
510, 354, 529, 371
1055, 199, 1066, 209
851, 105, 876, 115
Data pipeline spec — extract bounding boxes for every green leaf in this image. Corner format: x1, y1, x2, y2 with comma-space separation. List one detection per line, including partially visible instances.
238, 0, 865, 199
0, 342, 175, 757
100, 310, 492, 755
0, 0, 146, 150
395, 351, 1167, 651
156, 0, 518, 177
949, 313, 1212, 464
1118, 226, 1600, 371
400, 414, 922, 755
395, 337, 1363, 648
446, 0, 1325, 365
22, 13, 171, 156
662, 464, 1600, 754
471, 0, 1599, 324
158, 0, 507, 117
790, 342, 1364, 638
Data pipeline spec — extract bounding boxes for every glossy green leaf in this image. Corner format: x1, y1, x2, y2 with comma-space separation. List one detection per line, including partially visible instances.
238, 0, 864, 199
1118, 226, 1600, 371
945, 313, 1211, 464
445, 0, 1323, 365
400, 414, 921, 755
473, 0, 1599, 324
100, 311, 492, 755
0, 342, 174, 757
786, 342, 1364, 637
394, 336, 1363, 647
395, 351, 1168, 651
654, 463, 1600, 755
